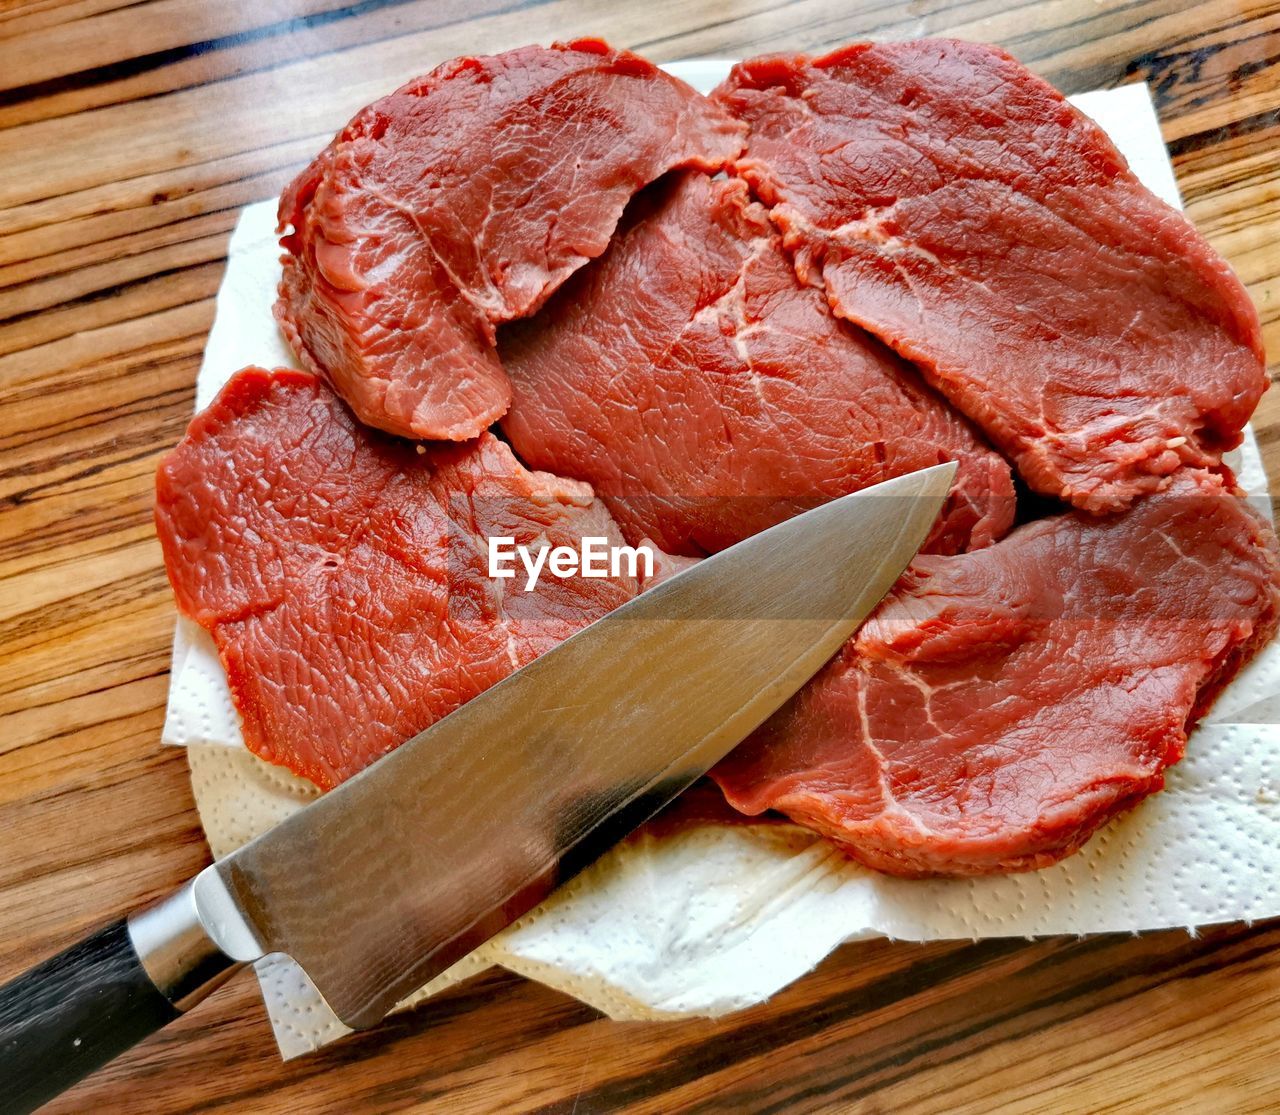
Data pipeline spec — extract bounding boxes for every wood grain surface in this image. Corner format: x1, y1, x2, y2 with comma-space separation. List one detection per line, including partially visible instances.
1, 1, 1278, 1111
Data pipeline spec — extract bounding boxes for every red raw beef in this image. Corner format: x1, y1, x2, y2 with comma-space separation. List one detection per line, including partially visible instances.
712, 470, 1280, 875
157, 41, 1279, 880
501, 171, 1015, 557
714, 40, 1266, 513
155, 368, 645, 789
276, 39, 744, 442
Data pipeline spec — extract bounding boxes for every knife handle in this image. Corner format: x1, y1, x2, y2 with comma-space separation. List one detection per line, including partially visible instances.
0, 918, 178, 1111
0, 884, 241, 1113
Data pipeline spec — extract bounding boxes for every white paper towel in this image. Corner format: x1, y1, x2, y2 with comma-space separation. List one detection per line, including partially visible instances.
162, 70, 1280, 1059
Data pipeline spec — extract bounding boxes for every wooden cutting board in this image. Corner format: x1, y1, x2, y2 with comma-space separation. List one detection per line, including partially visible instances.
1, 1, 1277, 1111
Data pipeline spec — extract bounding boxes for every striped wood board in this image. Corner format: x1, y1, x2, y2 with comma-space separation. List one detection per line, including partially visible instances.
1, 1, 1278, 1111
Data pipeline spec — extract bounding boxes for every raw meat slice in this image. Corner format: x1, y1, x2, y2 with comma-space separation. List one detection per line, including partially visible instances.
715, 40, 1266, 513
276, 39, 745, 442
712, 469, 1280, 876
501, 171, 1015, 557
156, 367, 645, 790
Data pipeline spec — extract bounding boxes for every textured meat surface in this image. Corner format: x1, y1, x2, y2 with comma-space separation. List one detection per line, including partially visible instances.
276, 39, 744, 442
156, 368, 642, 789
502, 171, 1015, 557
713, 470, 1280, 875
715, 40, 1266, 512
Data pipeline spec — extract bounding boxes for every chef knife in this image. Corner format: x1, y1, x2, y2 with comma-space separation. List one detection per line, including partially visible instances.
0, 461, 955, 1110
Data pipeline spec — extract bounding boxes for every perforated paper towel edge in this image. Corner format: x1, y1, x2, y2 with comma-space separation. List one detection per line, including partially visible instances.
164, 76, 1280, 1058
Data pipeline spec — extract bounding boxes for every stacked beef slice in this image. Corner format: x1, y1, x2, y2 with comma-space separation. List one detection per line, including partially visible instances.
157, 38, 1278, 876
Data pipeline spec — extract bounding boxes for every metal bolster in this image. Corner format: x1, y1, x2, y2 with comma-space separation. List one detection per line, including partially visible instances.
126, 880, 243, 1012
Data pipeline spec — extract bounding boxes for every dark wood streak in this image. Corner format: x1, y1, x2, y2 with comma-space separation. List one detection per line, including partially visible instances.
0, 0, 550, 129
1166, 102, 1280, 155
0, 0, 422, 107
1, 2, 1278, 1112
559, 939, 1042, 1114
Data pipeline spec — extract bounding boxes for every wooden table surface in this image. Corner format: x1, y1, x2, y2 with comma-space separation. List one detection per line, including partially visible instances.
1, 1, 1278, 1111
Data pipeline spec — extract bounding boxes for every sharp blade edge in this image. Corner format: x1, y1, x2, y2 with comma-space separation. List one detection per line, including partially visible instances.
193, 462, 956, 1026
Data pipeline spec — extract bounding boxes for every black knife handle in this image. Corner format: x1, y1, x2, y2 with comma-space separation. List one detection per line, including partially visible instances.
0, 918, 178, 1112
0, 880, 244, 1113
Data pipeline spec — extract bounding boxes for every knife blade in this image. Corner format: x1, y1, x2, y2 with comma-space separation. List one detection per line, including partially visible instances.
0, 461, 954, 1108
